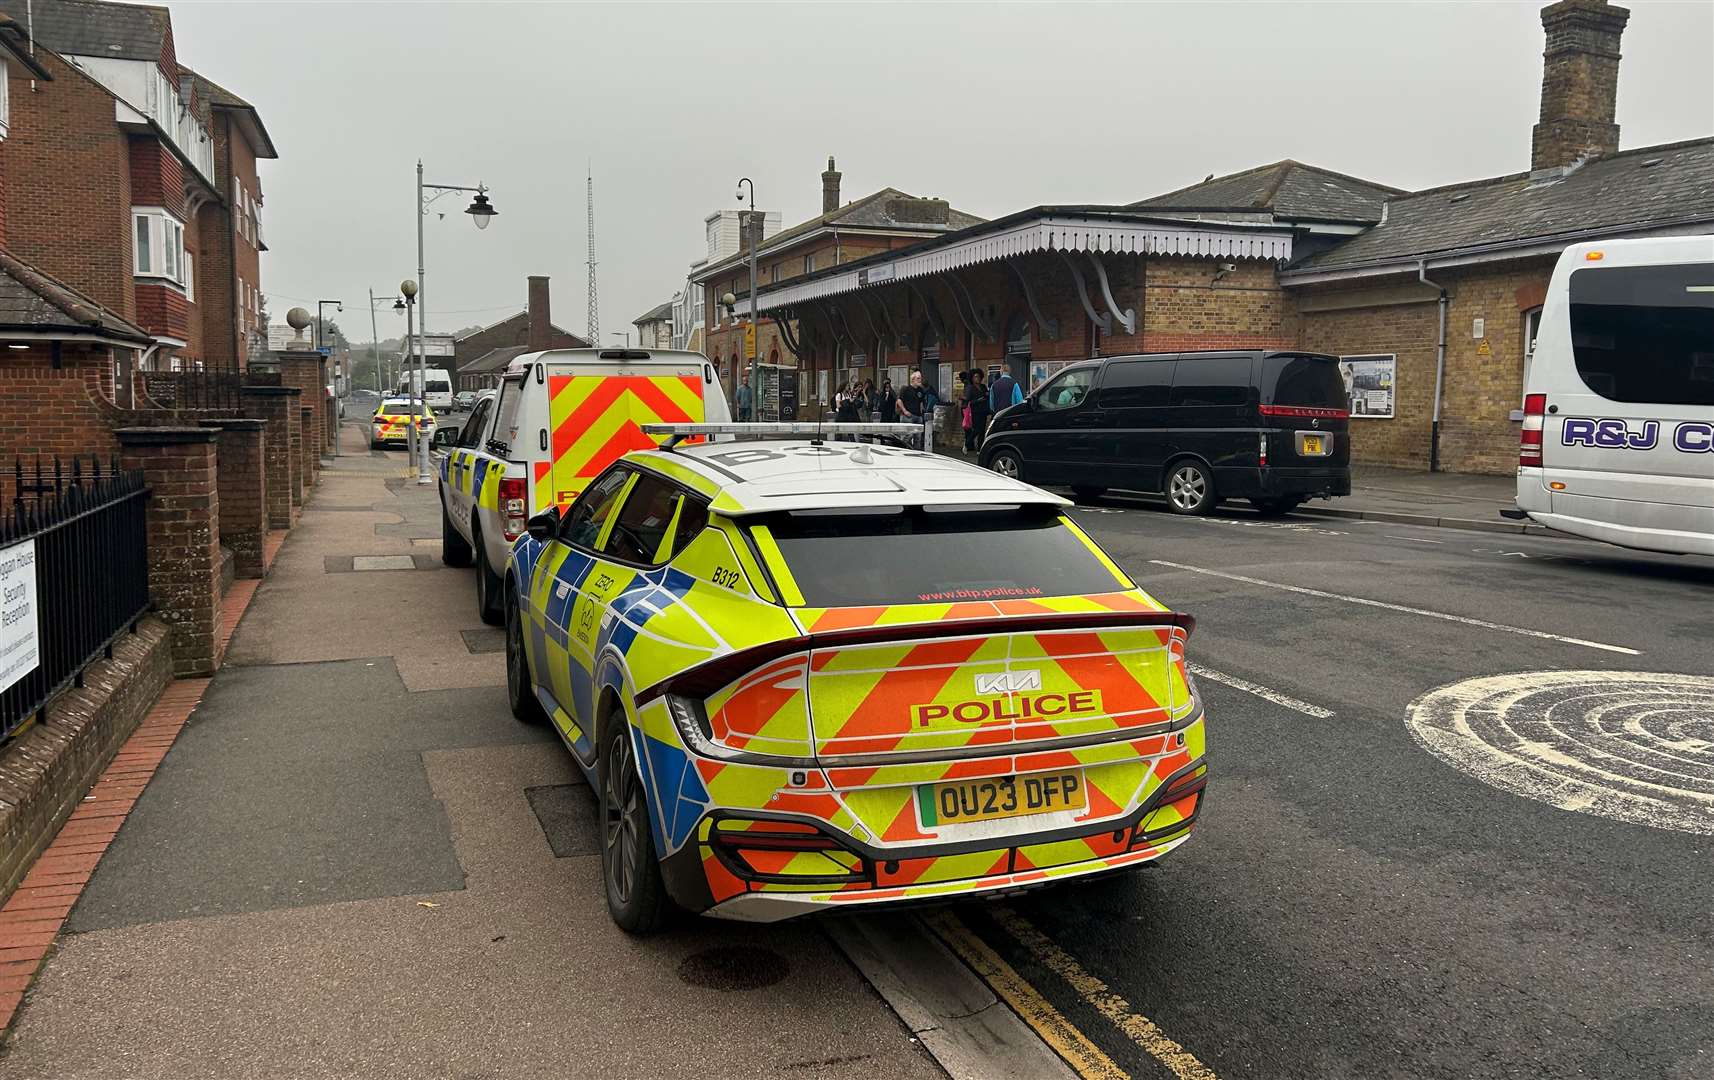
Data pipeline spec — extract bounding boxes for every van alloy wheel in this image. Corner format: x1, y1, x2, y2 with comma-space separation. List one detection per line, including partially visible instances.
1167, 463, 1214, 515
990, 451, 1022, 480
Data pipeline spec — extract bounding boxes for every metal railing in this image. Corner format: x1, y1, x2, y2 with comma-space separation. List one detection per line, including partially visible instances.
1, 457, 151, 742
142, 370, 244, 411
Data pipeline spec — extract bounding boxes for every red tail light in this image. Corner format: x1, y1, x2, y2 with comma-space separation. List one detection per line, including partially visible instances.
498, 477, 529, 540
1519, 393, 1546, 467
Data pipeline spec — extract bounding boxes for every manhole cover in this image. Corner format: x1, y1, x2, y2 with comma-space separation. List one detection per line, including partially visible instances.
676, 945, 790, 992
352, 555, 417, 571
1407, 670, 1714, 834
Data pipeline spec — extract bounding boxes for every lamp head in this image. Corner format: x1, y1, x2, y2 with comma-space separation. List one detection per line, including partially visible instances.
400, 279, 418, 298
465, 191, 497, 230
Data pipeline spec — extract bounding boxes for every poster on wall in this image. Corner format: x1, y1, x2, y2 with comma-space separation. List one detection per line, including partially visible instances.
1339, 354, 1396, 418
816, 369, 829, 407
0, 538, 40, 697
1029, 360, 1069, 391
937, 363, 953, 403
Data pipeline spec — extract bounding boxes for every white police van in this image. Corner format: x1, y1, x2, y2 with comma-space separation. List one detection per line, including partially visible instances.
1512, 235, 1714, 556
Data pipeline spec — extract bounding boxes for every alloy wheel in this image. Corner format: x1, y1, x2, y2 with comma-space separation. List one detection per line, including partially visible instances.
603, 732, 643, 906
505, 601, 524, 704
992, 453, 1020, 480
1170, 465, 1208, 512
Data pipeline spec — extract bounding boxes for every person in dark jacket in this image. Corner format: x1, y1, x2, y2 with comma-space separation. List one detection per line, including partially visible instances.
989, 368, 1024, 414
874, 379, 898, 426
964, 369, 991, 452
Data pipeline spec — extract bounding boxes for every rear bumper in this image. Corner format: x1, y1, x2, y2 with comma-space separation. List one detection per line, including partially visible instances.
1215, 466, 1351, 499
1517, 509, 1714, 557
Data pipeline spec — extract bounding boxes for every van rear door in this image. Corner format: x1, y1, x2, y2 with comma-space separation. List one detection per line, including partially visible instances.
537, 361, 708, 509
1258, 353, 1351, 468
1542, 259, 1714, 515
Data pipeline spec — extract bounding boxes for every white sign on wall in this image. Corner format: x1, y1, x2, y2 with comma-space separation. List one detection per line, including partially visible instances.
1339, 354, 1396, 419
0, 538, 41, 695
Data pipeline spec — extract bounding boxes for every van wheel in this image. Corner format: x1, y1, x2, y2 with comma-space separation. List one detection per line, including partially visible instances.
1251, 496, 1304, 518
441, 503, 473, 567
474, 530, 504, 626
1166, 460, 1217, 516
1070, 486, 1107, 502
988, 449, 1024, 481
505, 591, 546, 725
600, 717, 674, 934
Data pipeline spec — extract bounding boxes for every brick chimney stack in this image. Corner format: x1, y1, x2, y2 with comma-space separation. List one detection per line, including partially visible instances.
821, 156, 842, 214
1532, 0, 1630, 171
527, 275, 551, 350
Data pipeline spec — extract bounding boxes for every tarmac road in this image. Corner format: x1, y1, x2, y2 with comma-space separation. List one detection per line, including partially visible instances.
947, 495, 1714, 1080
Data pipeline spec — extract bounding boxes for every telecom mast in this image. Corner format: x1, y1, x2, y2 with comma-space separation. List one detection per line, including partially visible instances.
585, 167, 599, 343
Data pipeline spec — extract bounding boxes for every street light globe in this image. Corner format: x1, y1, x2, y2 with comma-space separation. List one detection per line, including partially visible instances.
285, 307, 311, 331
721, 292, 737, 308
400, 279, 418, 298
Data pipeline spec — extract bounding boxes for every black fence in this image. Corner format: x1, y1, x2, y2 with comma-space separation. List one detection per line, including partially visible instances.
142, 369, 244, 411
1, 457, 151, 742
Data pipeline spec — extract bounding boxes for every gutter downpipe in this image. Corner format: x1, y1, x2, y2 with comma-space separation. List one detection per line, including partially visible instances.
1419, 259, 1448, 473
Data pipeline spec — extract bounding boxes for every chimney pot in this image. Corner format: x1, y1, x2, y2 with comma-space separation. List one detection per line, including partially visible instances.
821, 156, 842, 215
1531, 0, 1630, 171
527, 276, 552, 351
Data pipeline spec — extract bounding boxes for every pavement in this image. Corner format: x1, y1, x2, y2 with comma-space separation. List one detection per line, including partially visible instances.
0, 423, 944, 1080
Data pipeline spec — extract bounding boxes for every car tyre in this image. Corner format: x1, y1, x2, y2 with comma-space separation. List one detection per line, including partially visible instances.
1165, 460, 1217, 516
599, 715, 674, 934
474, 530, 503, 626
988, 448, 1025, 482
441, 502, 473, 567
505, 590, 547, 725
1250, 496, 1304, 518
1070, 486, 1108, 501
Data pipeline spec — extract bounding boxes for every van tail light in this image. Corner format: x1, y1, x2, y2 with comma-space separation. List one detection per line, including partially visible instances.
498, 477, 529, 540
1520, 393, 1546, 467
1259, 404, 1349, 419
1259, 432, 1268, 469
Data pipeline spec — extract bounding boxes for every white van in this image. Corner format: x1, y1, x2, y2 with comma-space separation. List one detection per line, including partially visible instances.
1513, 236, 1714, 556
397, 367, 455, 412
434, 348, 729, 623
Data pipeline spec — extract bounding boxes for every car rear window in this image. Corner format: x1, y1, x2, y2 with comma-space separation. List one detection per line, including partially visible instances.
1261, 354, 1346, 407
752, 505, 1127, 607
1569, 263, 1714, 406
427, 381, 451, 393
378, 402, 421, 416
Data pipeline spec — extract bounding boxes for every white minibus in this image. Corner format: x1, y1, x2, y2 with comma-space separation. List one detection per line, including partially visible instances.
1513, 235, 1714, 556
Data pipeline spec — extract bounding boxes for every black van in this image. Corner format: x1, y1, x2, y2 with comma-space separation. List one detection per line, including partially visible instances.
978, 350, 1351, 515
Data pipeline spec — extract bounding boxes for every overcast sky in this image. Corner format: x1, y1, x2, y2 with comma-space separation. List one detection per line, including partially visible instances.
165, 0, 1714, 346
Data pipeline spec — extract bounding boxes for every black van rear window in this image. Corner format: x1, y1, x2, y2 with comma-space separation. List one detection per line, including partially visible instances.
753, 505, 1126, 607
1262, 354, 1346, 408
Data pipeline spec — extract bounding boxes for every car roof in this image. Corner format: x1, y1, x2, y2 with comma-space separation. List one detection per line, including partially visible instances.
624, 441, 1070, 517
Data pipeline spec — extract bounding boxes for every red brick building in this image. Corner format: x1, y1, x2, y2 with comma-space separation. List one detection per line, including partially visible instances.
0, 0, 274, 375
453, 276, 588, 391
732, 0, 1712, 473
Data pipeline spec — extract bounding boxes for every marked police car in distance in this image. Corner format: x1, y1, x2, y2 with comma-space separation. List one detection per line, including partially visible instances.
501, 422, 1208, 932
370, 398, 435, 450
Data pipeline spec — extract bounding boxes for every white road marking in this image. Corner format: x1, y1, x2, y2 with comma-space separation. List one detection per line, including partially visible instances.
1385, 535, 1444, 544
1148, 559, 1640, 656
1405, 670, 1714, 834
1188, 663, 1334, 719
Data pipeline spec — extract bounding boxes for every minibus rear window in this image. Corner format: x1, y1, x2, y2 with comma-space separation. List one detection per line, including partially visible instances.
1262, 354, 1346, 408
1569, 263, 1714, 406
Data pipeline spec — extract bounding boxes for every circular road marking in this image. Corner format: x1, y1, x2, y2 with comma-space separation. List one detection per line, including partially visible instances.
1406, 670, 1714, 835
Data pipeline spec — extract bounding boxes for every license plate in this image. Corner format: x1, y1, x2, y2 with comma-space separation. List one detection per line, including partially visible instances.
917, 771, 1086, 826
1298, 433, 1326, 456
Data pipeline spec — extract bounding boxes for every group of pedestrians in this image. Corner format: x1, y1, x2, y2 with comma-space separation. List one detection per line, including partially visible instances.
957, 366, 1022, 453
821, 365, 1024, 454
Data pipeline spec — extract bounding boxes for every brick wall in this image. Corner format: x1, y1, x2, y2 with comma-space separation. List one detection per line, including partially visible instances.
1298, 287, 1440, 470
0, 349, 128, 466
117, 428, 222, 677
135, 282, 192, 345
239, 386, 298, 527
2, 50, 136, 320
201, 418, 267, 577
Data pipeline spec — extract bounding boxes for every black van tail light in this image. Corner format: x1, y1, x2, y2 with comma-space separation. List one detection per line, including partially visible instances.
1520, 393, 1546, 467
1259, 404, 1350, 419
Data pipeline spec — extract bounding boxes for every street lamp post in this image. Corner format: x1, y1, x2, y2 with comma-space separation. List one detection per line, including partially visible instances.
367, 289, 405, 395
401, 279, 420, 471
736, 177, 760, 420
415, 159, 498, 486
317, 299, 344, 457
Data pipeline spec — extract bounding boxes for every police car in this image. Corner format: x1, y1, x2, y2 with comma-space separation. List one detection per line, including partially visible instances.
501, 422, 1208, 932
435, 348, 728, 625
370, 398, 435, 449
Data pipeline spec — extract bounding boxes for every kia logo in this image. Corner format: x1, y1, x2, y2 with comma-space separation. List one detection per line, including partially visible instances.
975, 670, 1042, 694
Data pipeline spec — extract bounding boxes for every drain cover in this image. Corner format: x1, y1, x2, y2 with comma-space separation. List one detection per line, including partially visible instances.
461, 628, 506, 654
525, 784, 599, 857
676, 945, 790, 992
352, 555, 416, 571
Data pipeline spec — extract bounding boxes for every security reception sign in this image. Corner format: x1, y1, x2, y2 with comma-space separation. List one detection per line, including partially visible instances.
0, 539, 40, 695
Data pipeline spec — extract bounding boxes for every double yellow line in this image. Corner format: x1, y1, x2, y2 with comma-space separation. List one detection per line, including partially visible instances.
924, 906, 1218, 1080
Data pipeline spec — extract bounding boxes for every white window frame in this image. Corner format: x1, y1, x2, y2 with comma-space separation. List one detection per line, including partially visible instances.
132, 208, 188, 288
184, 249, 194, 302
1, 57, 11, 140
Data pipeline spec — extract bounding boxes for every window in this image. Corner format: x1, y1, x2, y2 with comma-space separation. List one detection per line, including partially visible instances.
1262, 353, 1345, 408
1569, 264, 1714, 405
1, 57, 10, 139
457, 398, 493, 448
1170, 355, 1254, 408
754, 505, 1126, 607
184, 250, 194, 302
1520, 307, 1543, 402
493, 375, 525, 448
132, 210, 187, 286
1035, 366, 1096, 412
804, 254, 816, 275
770, 264, 780, 284
601, 474, 705, 565
1098, 359, 1175, 409
559, 467, 631, 549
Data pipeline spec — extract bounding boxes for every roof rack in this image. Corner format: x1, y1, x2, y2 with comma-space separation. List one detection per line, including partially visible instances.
641, 422, 924, 449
